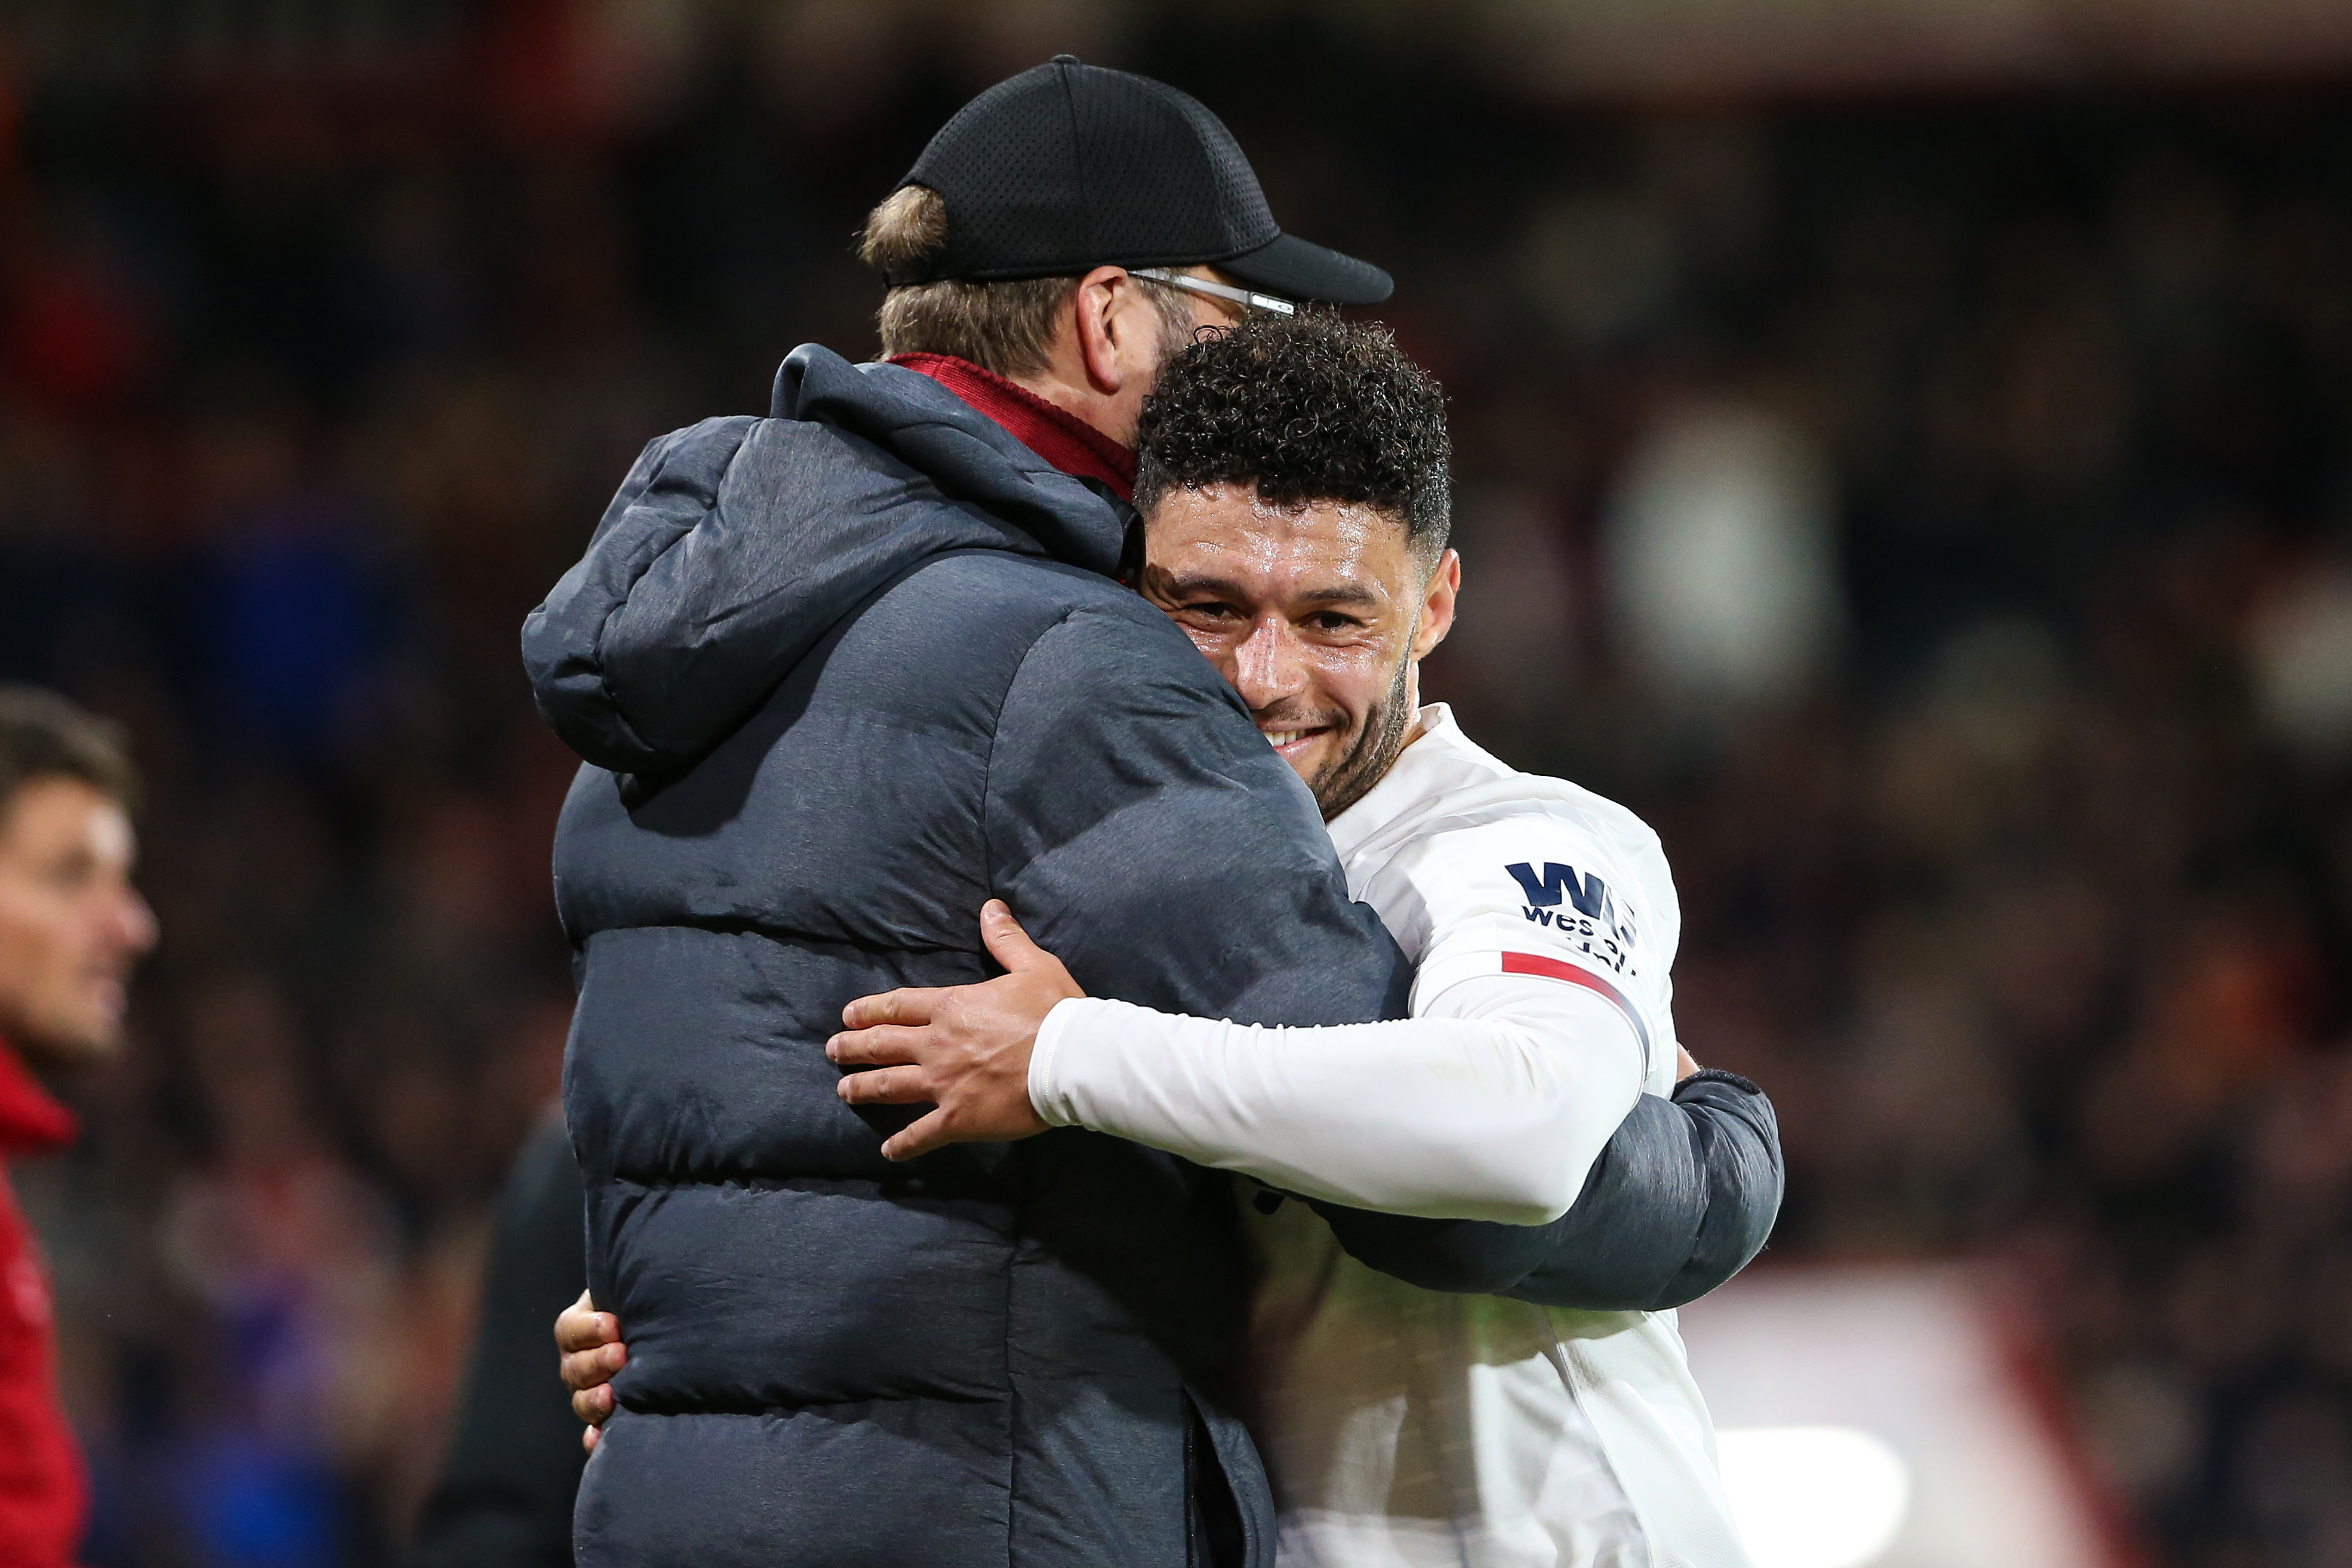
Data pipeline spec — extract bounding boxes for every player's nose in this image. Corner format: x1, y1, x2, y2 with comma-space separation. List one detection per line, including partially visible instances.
1231, 617, 1311, 708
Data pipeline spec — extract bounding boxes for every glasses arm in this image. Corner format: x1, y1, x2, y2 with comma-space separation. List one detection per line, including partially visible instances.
1129, 268, 1298, 317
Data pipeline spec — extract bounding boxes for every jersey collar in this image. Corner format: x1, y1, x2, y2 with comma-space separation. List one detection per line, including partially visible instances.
1326, 702, 1476, 864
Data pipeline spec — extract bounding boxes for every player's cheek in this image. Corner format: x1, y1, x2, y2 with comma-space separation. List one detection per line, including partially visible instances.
1321, 652, 1387, 733
1304, 726, 1352, 779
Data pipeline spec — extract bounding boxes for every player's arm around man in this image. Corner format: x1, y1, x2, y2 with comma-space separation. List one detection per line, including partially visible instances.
827, 844, 1780, 1316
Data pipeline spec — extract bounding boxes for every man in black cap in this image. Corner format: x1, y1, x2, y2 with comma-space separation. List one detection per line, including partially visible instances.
494, 57, 1772, 1568
836, 50, 1389, 500
521, 57, 1411, 1568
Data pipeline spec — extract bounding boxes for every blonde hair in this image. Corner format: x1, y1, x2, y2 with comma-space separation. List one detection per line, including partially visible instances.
858, 184, 1194, 380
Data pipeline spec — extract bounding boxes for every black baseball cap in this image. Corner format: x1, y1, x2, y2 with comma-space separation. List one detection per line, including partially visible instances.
887, 56, 1392, 307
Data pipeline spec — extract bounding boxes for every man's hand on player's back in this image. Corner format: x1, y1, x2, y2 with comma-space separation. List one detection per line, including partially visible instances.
828, 899, 1079, 1160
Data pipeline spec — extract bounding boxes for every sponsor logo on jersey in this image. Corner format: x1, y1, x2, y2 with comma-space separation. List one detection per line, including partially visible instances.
1505, 860, 1638, 948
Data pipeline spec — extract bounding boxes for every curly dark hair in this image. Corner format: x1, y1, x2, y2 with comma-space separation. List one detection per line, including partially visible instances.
1134, 311, 1451, 560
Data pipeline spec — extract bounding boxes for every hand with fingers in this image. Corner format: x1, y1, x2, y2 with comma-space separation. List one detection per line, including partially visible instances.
555, 1289, 626, 1453
829, 899, 1084, 1161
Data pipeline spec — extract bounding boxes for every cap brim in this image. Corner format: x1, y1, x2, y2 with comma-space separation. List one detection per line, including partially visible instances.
1221, 232, 1393, 306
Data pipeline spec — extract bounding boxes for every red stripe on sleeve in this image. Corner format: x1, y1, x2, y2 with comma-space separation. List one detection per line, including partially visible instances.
1499, 951, 1652, 1065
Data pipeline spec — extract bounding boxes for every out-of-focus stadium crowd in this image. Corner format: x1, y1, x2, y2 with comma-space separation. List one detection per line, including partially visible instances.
5, 9, 2352, 1566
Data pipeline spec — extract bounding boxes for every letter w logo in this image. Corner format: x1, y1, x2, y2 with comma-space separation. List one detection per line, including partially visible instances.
1506, 862, 1607, 918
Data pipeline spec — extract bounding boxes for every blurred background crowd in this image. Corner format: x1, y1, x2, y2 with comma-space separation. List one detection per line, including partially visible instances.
5, 1, 2352, 1565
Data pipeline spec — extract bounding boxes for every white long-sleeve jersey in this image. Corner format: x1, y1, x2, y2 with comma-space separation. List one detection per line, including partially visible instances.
1029, 704, 1751, 1568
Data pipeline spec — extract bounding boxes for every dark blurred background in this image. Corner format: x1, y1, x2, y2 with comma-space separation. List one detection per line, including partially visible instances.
7, 2, 2352, 1564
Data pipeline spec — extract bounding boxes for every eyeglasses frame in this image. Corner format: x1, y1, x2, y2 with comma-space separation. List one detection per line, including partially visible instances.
1128, 268, 1298, 318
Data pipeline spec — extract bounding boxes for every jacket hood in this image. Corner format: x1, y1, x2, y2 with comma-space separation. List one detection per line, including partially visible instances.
522, 344, 1130, 777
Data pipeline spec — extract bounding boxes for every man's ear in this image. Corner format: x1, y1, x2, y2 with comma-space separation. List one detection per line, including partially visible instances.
1412, 548, 1461, 661
1072, 265, 1140, 395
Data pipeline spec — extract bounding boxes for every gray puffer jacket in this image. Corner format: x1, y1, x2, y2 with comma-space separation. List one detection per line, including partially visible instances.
524, 346, 1412, 1568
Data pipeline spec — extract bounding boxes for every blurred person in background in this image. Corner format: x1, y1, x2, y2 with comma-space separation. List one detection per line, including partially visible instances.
0, 686, 157, 1566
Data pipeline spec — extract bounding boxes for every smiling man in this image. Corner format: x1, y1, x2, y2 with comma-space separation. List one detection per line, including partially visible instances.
0, 686, 158, 1567
565, 316, 1783, 1567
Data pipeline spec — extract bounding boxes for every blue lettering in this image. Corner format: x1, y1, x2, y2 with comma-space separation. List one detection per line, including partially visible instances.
1505, 861, 1608, 918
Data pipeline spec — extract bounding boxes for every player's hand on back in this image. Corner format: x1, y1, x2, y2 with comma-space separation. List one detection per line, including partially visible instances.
556, 1289, 626, 1452
830, 899, 1083, 1161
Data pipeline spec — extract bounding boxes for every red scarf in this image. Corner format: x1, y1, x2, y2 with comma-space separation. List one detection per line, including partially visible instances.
888, 353, 1138, 501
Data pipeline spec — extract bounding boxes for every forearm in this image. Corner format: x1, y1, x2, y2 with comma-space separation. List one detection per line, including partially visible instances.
1311, 1069, 1783, 1310
1029, 978, 1645, 1224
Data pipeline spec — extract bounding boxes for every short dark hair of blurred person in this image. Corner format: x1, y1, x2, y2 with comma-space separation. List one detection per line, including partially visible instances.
0, 685, 158, 1568
410, 1113, 586, 1568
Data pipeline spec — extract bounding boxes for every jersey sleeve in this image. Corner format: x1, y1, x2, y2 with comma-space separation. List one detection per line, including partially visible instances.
1371, 811, 1677, 1088
1029, 970, 1646, 1224
1298, 797, 1783, 1306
